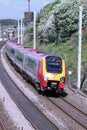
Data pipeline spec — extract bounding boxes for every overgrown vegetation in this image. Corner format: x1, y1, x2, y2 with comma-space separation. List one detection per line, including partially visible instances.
0, 19, 17, 26
36, 0, 87, 43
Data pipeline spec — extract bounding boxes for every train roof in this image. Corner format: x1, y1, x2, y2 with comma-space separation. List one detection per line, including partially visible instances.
6, 41, 49, 59
26, 49, 48, 59
6, 41, 62, 60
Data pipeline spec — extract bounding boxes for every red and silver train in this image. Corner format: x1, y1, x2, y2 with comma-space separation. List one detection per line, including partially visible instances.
5, 40, 66, 94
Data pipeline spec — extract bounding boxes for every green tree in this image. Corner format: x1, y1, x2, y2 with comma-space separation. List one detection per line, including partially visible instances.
54, 0, 79, 42
37, 0, 87, 43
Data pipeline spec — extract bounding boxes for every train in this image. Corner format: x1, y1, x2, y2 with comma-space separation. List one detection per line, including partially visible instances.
5, 40, 66, 94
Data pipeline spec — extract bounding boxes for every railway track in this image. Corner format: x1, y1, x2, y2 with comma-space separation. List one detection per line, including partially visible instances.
2, 75, 59, 130
1, 43, 87, 130
48, 96, 87, 129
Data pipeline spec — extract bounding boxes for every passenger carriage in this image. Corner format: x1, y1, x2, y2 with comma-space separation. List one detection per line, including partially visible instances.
5, 41, 66, 93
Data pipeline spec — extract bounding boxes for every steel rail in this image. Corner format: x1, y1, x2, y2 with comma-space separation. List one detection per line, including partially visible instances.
48, 96, 87, 129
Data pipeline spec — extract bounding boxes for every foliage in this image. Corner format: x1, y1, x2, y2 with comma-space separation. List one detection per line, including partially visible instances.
36, 0, 61, 24
0, 19, 17, 26
68, 32, 78, 49
36, 0, 61, 41
69, 28, 87, 49
37, 0, 87, 43
82, 27, 87, 44
54, 0, 79, 42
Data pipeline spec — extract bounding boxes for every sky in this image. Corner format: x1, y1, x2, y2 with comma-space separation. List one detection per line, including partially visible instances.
0, 0, 54, 19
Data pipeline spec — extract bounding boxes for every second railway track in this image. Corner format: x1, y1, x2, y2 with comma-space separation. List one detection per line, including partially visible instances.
48, 96, 87, 129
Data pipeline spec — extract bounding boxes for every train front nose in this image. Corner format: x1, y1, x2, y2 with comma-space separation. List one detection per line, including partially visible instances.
43, 74, 59, 90
43, 74, 65, 91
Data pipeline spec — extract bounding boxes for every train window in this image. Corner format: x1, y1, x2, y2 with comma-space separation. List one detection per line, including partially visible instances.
10, 47, 15, 55
16, 51, 24, 63
25, 56, 36, 72
46, 56, 62, 73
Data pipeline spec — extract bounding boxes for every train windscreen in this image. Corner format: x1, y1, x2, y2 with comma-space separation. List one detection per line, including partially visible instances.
46, 56, 62, 73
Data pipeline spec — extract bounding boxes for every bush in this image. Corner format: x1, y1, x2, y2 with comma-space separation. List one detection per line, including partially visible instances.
37, 0, 87, 44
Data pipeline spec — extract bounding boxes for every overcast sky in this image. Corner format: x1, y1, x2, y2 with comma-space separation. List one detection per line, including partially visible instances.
0, 0, 54, 19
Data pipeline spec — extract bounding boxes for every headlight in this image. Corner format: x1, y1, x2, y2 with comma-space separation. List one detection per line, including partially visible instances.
44, 76, 49, 81
60, 77, 65, 83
